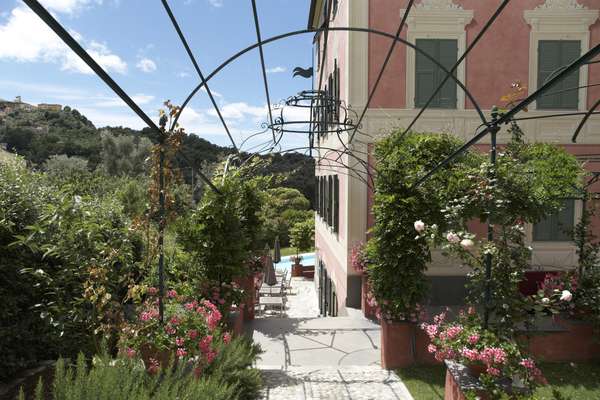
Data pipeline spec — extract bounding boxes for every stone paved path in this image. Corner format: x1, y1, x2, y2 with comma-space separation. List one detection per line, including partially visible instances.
247, 278, 414, 400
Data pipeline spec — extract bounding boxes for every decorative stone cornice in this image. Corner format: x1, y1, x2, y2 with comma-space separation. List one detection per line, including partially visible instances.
524, 0, 598, 32
415, 0, 462, 10
533, 0, 587, 10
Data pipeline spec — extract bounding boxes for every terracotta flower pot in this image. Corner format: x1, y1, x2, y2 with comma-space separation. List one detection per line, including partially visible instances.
291, 263, 303, 277
139, 343, 175, 372
380, 319, 416, 369
466, 362, 487, 378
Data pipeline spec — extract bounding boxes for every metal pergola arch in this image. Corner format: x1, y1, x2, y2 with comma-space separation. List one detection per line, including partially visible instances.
21, 0, 599, 327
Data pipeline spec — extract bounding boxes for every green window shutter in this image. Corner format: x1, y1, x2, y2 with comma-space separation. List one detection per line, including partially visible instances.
415, 39, 457, 109
333, 175, 339, 233
537, 40, 580, 110
533, 199, 575, 241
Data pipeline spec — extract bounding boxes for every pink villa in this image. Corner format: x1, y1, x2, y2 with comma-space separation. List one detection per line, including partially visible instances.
310, 0, 600, 317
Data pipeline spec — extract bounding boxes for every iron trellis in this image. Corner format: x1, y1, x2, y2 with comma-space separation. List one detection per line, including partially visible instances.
21, 0, 599, 329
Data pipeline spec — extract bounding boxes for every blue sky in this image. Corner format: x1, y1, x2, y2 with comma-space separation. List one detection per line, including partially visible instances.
0, 0, 314, 150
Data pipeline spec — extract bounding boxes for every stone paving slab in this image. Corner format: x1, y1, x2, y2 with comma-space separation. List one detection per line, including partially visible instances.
260, 366, 414, 400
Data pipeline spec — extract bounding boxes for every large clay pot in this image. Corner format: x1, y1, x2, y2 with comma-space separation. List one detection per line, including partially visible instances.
139, 343, 174, 372
380, 319, 416, 369
227, 308, 245, 337
291, 259, 303, 277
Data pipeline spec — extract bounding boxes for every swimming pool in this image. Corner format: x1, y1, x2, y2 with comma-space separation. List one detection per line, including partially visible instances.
275, 253, 316, 271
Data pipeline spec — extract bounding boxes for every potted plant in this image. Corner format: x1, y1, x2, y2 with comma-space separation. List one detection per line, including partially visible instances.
289, 220, 314, 277
422, 308, 547, 397
120, 287, 232, 375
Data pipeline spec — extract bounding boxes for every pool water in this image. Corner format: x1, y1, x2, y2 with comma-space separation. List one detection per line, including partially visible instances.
275, 253, 316, 271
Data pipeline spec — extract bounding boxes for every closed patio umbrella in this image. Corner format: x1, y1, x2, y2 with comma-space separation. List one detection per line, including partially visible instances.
273, 236, 281, 264
263, 255, 278, 286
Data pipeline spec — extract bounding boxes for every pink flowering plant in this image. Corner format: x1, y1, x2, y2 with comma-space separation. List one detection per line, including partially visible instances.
422, 309, 547, 395
120, 287, 232, 373
350, 241, 368, 274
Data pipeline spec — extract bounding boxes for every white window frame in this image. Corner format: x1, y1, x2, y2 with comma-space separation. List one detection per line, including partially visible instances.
402, 2, 473, 110
524, 1, 598, 111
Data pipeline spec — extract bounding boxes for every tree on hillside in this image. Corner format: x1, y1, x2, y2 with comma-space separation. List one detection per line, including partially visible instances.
100, 132, 152, 176
43, 154, 89, 176
260, 187, 313, 247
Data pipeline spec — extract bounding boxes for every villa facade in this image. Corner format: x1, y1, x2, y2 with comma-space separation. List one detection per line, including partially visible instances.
310, 0, 600, 317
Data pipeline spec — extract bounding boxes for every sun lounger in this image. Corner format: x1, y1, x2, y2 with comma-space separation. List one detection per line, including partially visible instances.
259, 296, 285, 317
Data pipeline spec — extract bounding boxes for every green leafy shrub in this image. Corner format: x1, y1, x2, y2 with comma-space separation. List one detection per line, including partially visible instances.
289, 219, 314, 258
367, 131, 482, 321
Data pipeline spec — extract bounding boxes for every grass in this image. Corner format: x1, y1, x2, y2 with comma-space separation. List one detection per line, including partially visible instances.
396, 365, 446, 400
279, 247, 314, 257
396, 362, 600, 400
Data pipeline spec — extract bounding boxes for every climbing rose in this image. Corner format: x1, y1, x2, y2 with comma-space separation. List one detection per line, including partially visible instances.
460, 239, 474, 249
468, 334, 480, 345
223, 332, 232, 344
427, 344, 437, 354
560, 290, 573, 302
414, 220, 425, 233
176, 348, 187, 358
167, 289, 178, 298
446, 232, 460, 244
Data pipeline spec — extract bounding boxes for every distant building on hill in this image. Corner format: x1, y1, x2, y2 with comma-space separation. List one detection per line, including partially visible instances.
38, 103, 62, 112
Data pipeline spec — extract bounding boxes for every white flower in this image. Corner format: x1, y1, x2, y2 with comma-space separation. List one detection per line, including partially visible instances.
460, 239, 474, 249
560, 290, 573, 302
446, 232, 460, 244
414, 220, 425, 233
74, 195, 82, 205
542, 297, 550, 304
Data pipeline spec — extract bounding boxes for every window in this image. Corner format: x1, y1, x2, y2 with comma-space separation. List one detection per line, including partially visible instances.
316, 174, 339, 233
415, 39, 458, 109
533, 199, 575, 242
537, 40, 580, 110
333, 175, 339, 233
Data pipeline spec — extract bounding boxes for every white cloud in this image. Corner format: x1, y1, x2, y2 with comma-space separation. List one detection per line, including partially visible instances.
93, 94, 155, 107
200, 86, 223, 98
266, 66, 286, 74
207, 102, 265, 120
136, 57, 157, 73
207, 0, 224, 7
0, 6, 127, 74
178, 71, 190, 78
39, 0, 99, 14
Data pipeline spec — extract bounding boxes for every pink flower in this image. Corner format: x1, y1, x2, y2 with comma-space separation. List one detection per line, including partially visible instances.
468, 334, 479, 345
480, 347, 507, 365
176, 348, 187, 358
199, 335, 213, 353
125, 348, 136, 358
167, 289, 177, 298
170, 316, 180, 326
467, 307, 476, 315
446, 232, 460, 244
206, 350, 217, 364
188, 329, 199, 340
147, 287, 158, 296
218, 298, 226, 305
223, 332, 232, 345
460, 347, 479, 362
487, 367, 500, 376
445, 325, 463, 340
176, 337, 185, 346
427, 344, 437, 354
185, 301, 198, 311
414, 220, 426, 233
165, 325, 176, 335
147, 358, 160, 375
520, 358, 536, 370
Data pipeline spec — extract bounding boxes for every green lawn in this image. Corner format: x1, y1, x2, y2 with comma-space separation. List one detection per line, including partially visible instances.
279, 247, 314, 257
396, 363, 600, 400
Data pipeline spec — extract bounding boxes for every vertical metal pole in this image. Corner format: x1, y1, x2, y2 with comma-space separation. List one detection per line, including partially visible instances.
484, 108, 499, 329
158, 140, 166, 324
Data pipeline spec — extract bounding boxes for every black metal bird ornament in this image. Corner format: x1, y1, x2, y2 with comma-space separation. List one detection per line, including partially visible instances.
292, 66, 313, 78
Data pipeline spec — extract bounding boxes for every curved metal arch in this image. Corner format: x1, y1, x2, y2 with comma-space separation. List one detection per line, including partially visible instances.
172, 26, 488, 132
